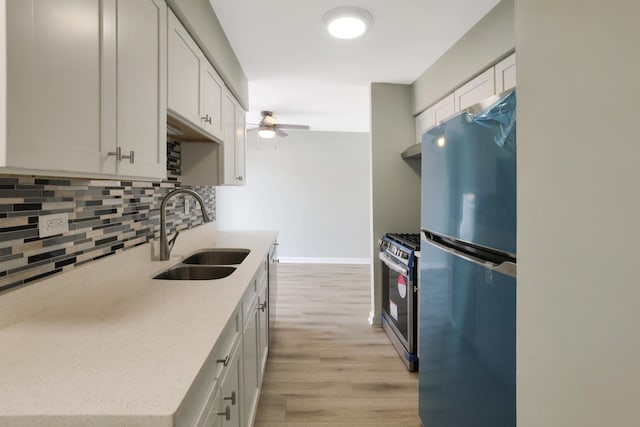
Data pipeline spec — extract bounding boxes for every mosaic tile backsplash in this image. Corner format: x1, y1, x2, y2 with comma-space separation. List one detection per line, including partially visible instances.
0, 141, 215, 293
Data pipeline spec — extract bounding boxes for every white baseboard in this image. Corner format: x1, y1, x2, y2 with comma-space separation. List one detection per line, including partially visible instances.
278, 257, 370, 265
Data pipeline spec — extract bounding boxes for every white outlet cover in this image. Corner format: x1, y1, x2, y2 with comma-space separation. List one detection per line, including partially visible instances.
38, 213, 69, 238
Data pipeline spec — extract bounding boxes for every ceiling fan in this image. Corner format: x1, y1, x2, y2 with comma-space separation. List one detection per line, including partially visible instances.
249, 111, 310, 138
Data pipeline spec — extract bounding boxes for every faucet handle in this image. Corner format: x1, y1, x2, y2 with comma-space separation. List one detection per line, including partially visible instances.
168, 231, 180, 253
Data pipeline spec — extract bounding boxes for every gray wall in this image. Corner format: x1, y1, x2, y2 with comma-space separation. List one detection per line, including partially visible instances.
516, 1, 640, 426
412, 0, 514, 114
166, 0, 248, 108
369, 83, 420, 324
216, 130, 371, 262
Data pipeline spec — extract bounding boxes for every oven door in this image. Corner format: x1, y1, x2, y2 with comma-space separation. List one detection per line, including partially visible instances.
380, 252, 415, 352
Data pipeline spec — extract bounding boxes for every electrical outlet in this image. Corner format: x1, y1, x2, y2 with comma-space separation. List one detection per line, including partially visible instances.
38, 213, 69, 238
184, 198, 190, 215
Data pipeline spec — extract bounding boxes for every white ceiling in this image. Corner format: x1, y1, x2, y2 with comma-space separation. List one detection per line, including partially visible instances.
209, 0, 501, 133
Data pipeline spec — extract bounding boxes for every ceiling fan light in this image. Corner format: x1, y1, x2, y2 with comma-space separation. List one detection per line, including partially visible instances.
258, 128, 276, 139
322, 7, 372, 40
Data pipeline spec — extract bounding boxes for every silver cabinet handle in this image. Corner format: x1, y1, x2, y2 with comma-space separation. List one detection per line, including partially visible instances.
216, 355, 230, 366
218, 406, 231, 421
236, 175, 243, 182
201, 114, 212, 124
258, 301, 267, 312
121, 150, 134, 164
107, 146, 122, 161
224, 391, 236, 405
107, 147, 134, 164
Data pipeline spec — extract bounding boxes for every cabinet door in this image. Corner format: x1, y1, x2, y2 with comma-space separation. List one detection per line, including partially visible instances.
495, 53, 516, 93
202, 63, 224, 141
454, 68, 496, 111
218, 343, 241, 427
201, 388, 223, 427
5, 0, 107, 173
168, 9, 202, 126
234, 104, 246, 185
257, 282, 269, 377
115, 0, 166, 179
242, 304, 260, 427
432, 94, 455, 124
221, 91, 236, 185
415, 108, 434, 144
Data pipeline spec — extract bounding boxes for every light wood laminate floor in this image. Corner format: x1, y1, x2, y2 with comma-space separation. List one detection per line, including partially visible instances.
254, 263, 420, 427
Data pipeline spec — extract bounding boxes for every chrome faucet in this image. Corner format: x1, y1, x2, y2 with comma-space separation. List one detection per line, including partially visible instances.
159, 189, 212, 261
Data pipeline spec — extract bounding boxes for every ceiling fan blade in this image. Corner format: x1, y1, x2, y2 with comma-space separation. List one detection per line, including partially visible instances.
275, 127, 288, 137
247, 125, 258, 131
277, 124, 310, 130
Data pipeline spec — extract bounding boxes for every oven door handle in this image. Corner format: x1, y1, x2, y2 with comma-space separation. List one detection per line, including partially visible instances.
378, 252, 410, 276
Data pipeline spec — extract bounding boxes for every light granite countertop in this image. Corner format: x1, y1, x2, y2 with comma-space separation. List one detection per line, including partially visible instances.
0, 222, 277, 426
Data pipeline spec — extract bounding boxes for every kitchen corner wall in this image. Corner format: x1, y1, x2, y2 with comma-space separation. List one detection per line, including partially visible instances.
0, 141, 215, 293
370, 83, 419, 325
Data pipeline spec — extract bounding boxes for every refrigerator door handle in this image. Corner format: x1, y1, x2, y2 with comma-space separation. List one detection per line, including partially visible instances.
421, 231, 517, 278
378, 252, 410, 276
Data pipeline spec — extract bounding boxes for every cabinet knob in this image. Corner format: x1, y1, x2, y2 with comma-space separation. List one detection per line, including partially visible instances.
218, 406, 231, 421
216, 355, 230, 366
224, 391, 236, 405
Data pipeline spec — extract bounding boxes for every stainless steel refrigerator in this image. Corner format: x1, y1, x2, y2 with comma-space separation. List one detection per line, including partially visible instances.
419, 89, 517, 426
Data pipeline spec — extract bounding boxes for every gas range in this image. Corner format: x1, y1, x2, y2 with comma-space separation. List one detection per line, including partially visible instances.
379, 232, 421, 371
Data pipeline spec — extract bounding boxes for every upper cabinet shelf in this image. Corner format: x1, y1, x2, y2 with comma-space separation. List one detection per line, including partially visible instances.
1, 0, 167, 180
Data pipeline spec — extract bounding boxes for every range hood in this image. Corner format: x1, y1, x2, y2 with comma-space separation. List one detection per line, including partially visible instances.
401, 143, 421, 159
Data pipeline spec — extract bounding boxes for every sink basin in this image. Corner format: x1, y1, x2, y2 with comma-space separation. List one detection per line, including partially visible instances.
183, 248, 250, 265
153, 265, 236, 280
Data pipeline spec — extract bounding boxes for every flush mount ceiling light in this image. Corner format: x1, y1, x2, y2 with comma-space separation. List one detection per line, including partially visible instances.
322, 6, 373, 40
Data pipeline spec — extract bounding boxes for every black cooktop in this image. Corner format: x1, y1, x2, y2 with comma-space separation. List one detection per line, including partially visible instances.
385, 233, 420, 250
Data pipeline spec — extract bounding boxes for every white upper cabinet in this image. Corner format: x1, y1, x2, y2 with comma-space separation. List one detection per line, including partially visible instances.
415, 108, 434, 144
234, 103, 246, 185
3, 0, 167, 179
168, 9, 203, 131
168, 9, 223, 142
113, 0, 167, 178
414, 94, 455, 144
413, 54, 516, 153
221, 89, 246, 186
6, 0, 105, 174
202, 62, 224, 141
432, 93, 456, 124
454, 67, 496, 111
495, 53, 517, 93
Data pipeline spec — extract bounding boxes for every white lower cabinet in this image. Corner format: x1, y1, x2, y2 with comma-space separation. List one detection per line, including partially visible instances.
257, 280, 269, 376
177, 253, 272, 427
242, 291, 260, 427
206, 341, 242, 427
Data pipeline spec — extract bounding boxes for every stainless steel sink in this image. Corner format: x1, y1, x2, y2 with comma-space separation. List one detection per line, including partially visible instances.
182, 248, 250, 266
153, 265, 236, 280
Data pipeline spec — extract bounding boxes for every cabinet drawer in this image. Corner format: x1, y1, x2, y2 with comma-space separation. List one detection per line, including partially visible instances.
175, 309, 241, 426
